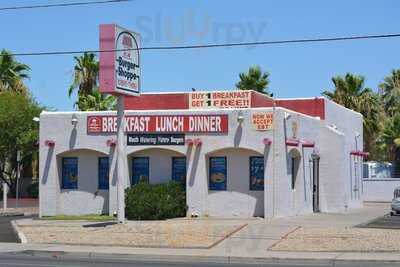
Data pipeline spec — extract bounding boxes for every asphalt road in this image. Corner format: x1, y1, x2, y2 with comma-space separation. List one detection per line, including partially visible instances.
0, 255, 399, 267
0, 216, 21, 243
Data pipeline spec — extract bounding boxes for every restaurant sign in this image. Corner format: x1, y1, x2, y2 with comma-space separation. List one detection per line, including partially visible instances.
99, 24, 141, 96
251, 112, 273, 131
189, 91, 251, 109
127, 133, 185, 146
87, 114, 228, 134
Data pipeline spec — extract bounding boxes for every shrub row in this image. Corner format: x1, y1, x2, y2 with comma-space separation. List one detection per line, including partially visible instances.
125, 181, 187, 220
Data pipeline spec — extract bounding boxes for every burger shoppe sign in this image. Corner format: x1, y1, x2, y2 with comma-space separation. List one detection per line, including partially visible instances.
99, 24, 141, 96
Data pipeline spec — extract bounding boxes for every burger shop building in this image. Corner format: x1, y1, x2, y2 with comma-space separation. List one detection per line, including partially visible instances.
39, 90, 367, 218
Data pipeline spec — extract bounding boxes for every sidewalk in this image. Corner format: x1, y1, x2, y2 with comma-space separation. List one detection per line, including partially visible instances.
1, 242, 400, 265
5, 202, 399, 265
0, 198, 38, 216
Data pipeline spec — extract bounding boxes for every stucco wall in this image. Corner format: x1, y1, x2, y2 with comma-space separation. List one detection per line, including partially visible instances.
127, 148, 184, 185
39, 105, 361, 218
56, 150, 109, 215
40, 109, 273, 217
363, 179, 400, 202
324, 98, 364, 208
205, 148, 264, 217
271, 110, 318, 217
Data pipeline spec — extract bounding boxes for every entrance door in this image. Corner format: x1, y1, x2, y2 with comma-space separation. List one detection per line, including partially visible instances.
312, 153, 320, 213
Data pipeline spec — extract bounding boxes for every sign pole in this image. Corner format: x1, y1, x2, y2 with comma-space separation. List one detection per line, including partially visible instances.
116, 95, 126, 224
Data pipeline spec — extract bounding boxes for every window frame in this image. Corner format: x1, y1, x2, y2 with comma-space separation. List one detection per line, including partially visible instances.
249, 156, 264, 191
208, 156, 227, 191
171, 157, 187, 184
131, 157, 150, 185
98, 157, 110, 190
61, 157, 78, 190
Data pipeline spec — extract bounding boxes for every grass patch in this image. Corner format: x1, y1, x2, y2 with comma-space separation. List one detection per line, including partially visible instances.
41, 214, 115, 221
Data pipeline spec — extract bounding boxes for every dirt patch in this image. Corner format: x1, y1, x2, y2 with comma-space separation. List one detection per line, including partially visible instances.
17, 219, 247, 249
270, 227, 400, 252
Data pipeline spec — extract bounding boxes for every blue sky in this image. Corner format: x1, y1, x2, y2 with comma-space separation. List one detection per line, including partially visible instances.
0, 0, 399, 110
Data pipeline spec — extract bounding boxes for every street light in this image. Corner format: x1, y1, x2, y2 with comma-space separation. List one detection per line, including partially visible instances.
237, 110, 244, 124
71, 114, 78, 127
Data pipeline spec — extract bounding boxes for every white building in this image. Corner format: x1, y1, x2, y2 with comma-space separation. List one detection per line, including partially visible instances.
39, 90, 366, 218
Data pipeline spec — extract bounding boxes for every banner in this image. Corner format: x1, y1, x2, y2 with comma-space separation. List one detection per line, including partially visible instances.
189, 91, 251, 109
127, 133, 185, 146
251, 112, 273, 131
87, 114, 228, 134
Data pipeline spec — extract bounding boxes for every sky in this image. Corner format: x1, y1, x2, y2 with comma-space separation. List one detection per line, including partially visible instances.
0, 0, 399, 110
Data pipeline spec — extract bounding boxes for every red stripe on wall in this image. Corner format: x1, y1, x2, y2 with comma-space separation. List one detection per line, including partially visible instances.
275, 98, 325, 120
125, 93, 189, 110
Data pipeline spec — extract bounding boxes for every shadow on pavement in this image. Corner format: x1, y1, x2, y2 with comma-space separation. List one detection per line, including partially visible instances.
357, 214, 400, 229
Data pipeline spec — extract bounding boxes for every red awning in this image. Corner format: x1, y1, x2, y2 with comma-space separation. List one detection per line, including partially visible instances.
350, 150, 369, 158
301, 140, 315, 148
286, 139, 300, 147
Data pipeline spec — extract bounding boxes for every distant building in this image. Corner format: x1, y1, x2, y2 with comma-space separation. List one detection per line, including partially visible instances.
363, 161, 393, 179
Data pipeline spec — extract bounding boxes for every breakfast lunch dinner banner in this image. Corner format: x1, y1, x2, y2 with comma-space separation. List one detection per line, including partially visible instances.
87, 114, 229, 134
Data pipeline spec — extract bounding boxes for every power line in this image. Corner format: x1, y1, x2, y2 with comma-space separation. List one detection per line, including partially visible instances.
2, 33, 400, 57
0, 0, 135, 11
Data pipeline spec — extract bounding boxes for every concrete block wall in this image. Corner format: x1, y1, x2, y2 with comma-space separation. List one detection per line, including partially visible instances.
363, 179, 400, 202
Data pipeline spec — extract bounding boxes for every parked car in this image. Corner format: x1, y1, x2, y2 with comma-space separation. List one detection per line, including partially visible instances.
391, 186, 400, 216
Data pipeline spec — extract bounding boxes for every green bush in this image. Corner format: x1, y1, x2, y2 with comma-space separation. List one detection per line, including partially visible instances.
27, 182, 39, 198
125, 181, 187, 220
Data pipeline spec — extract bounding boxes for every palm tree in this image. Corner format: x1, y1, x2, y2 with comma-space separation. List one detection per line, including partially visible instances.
380, 114, 400, 177
323, 73, 382, 156
68, 52, 99, 98
236, 66, 271, 95
379, 69, 400, 117
0, 49, 30, 91
77, 89, 116, 111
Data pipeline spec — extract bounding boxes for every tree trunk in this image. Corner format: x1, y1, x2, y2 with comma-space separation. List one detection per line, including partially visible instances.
394, 147, 400, 178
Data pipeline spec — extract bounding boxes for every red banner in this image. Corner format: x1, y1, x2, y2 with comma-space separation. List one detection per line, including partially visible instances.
87, 115, 228, 134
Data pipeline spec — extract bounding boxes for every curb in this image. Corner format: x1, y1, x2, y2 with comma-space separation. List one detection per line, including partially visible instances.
5, 249, 400, 266
10, 220, 27, 244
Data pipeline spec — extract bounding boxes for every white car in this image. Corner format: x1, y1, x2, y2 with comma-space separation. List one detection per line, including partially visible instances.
391, 187, 400, 216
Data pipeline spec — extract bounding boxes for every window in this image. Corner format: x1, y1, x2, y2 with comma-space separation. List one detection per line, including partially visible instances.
132, 157, 149, 185
98, 157, 109, 190
62, 157, 78, 189
209, 157, 227, 190
250, 157, 264, 191
172, 157, 186, 184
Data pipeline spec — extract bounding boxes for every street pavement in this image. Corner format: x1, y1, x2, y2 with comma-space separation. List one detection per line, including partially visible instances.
0, 254, 400, 267
0, 216, 21, 243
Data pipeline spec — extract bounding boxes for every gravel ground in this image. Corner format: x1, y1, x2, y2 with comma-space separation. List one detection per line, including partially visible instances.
16, 219, 246, 248
270, 227, 400, 252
